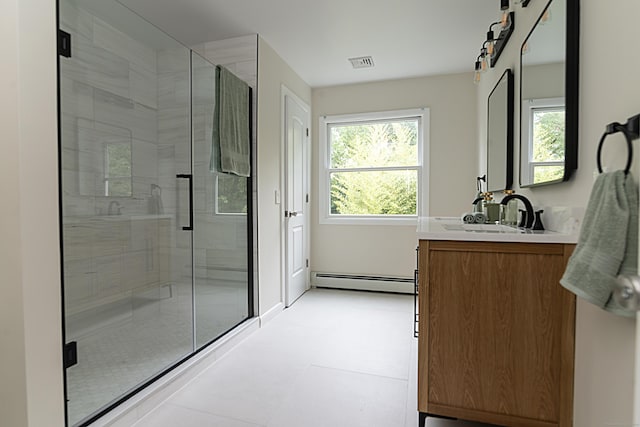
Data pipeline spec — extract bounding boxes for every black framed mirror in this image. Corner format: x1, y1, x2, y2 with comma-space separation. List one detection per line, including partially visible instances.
519, 0, 579, 187
487, 68, 514, 192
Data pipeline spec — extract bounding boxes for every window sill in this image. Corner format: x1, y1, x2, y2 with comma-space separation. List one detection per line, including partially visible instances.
319, 215, 418, 226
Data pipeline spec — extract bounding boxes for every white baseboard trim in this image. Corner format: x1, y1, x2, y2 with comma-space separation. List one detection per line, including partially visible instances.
93, 317, 260, 426
311, 272, 414, 294
259, 302, 285, 327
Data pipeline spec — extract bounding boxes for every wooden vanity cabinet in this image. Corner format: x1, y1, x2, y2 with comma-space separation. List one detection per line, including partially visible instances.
417, 240, 576, 427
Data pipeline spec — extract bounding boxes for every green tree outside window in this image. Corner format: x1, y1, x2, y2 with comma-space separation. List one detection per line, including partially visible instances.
329, 119, 419, 216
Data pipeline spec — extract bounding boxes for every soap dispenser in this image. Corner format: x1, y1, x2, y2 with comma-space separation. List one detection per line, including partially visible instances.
532, 210, 545, 231
483, 192, 500, 223
501, 190, 518, 226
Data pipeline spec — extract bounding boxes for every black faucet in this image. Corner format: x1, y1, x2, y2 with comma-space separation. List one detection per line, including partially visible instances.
108, 200, 122, 215
500, 194, 535, 229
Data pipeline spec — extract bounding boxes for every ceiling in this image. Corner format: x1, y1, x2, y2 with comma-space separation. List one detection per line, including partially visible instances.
118, 0, 499, 88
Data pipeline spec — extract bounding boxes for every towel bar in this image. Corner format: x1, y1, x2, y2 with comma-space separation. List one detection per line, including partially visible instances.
613, 275, 640, 311
597, 114, 640, 175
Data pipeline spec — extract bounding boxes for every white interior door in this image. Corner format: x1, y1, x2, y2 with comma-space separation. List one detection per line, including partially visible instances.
284, 92, 309, 307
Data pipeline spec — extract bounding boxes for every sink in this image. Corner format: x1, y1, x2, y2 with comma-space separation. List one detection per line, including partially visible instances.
442, 223, 525, 233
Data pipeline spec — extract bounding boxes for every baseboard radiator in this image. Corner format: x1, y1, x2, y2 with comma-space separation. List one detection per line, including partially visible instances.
311, 272, 414, 294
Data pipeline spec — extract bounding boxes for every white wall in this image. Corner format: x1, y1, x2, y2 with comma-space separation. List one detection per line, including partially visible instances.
1, 0, 65, 426
521, 61, 564, 99
311, 74, 478, 277
476, 0, 640, 425
256, 37, 311, 315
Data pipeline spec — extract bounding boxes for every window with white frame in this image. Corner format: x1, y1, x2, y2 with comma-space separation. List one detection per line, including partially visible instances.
319, 109, 428, 225
522, 97, 565, 184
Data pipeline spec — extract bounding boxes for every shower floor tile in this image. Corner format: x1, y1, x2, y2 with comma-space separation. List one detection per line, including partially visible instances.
66, 281, 246, 426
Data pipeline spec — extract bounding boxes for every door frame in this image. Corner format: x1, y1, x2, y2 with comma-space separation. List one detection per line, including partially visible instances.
280, 85, 311, 307
635, 162, 640, 423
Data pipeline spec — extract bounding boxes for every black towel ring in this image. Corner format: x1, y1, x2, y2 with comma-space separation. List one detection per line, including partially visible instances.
597, 122, 633, 175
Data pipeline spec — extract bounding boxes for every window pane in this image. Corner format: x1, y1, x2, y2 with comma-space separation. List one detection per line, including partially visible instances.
330, 119, 418, 168
106, 142, 132, 176
217, 174, 248, 214
330, 170, 417, 215
533, 165, 564, 183
532, 109, 565, 162
104, 142, 132, 197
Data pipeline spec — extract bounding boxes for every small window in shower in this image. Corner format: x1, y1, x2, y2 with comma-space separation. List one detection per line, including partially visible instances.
104, 141, 132, 197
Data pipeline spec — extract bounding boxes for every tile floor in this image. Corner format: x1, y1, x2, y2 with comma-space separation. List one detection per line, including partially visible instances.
67, 281, 248, 426
131, 288, 490, 427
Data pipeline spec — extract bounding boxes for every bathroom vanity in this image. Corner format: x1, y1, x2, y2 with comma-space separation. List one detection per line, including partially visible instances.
416, 218, 577, 427
63, 215, 171, 316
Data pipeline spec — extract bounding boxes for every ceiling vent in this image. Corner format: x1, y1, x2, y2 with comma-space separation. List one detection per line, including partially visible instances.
348, 56, 375, 69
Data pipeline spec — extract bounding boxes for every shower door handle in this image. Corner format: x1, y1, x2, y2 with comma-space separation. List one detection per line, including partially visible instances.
176, 174, 193, 231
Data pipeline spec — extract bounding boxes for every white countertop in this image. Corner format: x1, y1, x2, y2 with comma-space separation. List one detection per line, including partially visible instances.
417, 217, 578, 244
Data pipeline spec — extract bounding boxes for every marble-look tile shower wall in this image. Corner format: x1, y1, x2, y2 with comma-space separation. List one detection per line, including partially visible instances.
60, 2, 160, 218
59, 1, 257, 321
59, 4, 196, 423
155, 46, 191, 282
59, 0, 212, 324
192, 36, 257, 300
59, 2, 257, 422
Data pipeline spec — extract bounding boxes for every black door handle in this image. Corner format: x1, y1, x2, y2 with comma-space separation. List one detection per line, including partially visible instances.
176, 174, 193, 231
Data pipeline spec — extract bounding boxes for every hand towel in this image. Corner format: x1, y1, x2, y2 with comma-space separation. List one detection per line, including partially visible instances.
461, 213, 475, 224
605, 174, 638, 316
210, 66, 251, 177
473, 212, 487, 224
560, 171, 638, 317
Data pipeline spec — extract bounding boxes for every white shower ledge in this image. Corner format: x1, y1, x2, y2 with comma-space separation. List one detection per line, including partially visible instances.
417, 217, 578, 244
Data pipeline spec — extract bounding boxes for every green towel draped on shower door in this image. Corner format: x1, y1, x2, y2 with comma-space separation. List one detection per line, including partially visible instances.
210, 66, 251, 177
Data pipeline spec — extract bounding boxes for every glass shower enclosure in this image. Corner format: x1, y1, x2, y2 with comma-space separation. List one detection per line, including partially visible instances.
58, 1, 253, 425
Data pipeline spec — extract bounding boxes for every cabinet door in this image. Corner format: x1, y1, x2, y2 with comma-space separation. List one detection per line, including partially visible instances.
418, 241, 575, 427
